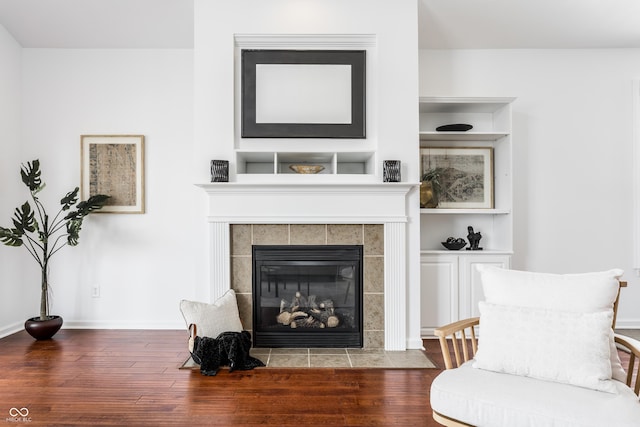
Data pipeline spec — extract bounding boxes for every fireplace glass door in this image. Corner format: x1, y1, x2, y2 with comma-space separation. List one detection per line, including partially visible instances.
252, 245, 363, 348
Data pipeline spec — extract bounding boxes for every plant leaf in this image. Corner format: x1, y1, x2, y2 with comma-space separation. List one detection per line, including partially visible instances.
0, 226, 24, 247
66, 219, 82, 246
60, 187, 79, 211
11, 202, 37, 234
20, 159, 44, 193
65, 194, 110, 220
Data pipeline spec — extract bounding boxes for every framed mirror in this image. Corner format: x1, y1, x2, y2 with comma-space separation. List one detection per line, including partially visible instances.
241, 49, 366, 138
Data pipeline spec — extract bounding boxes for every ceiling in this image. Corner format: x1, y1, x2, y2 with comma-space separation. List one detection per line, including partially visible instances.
0, 0, 194, 49
0, 0, 640, 49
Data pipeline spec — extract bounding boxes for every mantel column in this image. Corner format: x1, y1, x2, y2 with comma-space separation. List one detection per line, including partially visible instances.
384, 222, 407, 351
209, 222, 231, 301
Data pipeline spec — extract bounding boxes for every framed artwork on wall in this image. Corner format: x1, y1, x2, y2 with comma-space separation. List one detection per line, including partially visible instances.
420, 147, 494, 209
241, 49, 366, 138
81, 135, 145, 214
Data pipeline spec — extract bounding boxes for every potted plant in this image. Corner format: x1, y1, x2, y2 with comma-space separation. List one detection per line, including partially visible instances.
0, 159, 109, 339
420, 168, 442, 208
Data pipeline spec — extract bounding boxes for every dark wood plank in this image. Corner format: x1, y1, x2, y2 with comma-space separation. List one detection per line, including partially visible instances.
0, 330, 443, 426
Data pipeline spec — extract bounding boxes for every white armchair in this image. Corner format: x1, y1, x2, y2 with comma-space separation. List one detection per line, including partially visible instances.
430, 268, 640, 427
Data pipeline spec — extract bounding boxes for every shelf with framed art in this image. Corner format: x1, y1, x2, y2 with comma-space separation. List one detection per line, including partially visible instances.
418, 96, 515, 336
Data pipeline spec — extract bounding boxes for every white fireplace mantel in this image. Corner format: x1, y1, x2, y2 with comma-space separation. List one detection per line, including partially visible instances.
196, 182, 418, 350
196, 182, 417, 223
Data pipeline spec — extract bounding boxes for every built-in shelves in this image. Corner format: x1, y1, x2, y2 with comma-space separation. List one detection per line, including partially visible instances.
420, 208, 510, 215
419, 97, 515, 336
420, 249, 513, 255
236, 150, 376, 176
419, 96, 514, 253
419, 131, 509, 142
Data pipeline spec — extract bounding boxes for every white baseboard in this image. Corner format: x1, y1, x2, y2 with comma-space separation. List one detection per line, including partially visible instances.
406, 337, 426, 350
0, 322, 24, 339
421, 327, 437, 338
63, 320, 186, 330
0, 320, 187, 339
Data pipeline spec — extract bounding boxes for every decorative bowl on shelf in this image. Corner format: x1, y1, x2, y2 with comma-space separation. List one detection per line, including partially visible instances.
435, 123, 473, 132
289, 164, 325, 174
441, 237, 467, 251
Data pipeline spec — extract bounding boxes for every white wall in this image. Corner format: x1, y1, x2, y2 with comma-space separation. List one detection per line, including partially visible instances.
420, 49, 640, 326
6, 48, 197, 331
0, 25, 33, 335
1, 1, 422, 342
193, 0, 422, 347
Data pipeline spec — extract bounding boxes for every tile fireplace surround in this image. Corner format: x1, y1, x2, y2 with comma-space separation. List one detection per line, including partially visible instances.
232, 224, 382, 348
197, 182, 417, 351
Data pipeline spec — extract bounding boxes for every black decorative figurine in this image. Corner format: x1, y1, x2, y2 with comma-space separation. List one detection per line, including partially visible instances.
466, 226, 483, 250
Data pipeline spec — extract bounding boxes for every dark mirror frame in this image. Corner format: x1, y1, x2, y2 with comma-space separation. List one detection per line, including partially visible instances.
241, 49, 366, 139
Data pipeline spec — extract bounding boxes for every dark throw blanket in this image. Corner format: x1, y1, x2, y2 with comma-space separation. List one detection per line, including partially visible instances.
191, 331, 265, 376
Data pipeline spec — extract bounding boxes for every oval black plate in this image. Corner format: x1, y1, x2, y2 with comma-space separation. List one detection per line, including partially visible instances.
435, 123, 473, 132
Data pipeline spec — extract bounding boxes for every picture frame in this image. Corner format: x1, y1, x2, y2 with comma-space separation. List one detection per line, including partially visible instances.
81, 135, 145, 214
241, 49, 366, 138
420, 147, 494, 209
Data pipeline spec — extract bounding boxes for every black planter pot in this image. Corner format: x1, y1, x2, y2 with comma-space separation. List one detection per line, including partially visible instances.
24, 315, 63, 340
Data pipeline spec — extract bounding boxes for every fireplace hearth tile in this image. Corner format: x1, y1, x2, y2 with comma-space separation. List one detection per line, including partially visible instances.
349, 353, 394, 368
251, 353, 269, 366
309, 348, 348, 355
270, 347, 308, 355
268, 354, 309, 368
310, 354, 351, 368
242, 348, 435, 369
249, 347, 270, 356
345, 348, 384, 355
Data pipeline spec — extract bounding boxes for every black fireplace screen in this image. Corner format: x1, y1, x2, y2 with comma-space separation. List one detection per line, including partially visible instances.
252, 245, 363, 348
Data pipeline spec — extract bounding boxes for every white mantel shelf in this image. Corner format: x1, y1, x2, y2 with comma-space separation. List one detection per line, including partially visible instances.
195, 182, 419, 224
196, 182, 419, 191
196, 181, 418, 351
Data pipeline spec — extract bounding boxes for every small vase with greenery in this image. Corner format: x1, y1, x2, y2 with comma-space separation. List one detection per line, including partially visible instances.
420, 168, 442, 208
0, 159, 110, 339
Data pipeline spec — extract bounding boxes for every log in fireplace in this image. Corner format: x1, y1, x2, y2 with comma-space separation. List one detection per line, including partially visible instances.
252, 245, 363, 348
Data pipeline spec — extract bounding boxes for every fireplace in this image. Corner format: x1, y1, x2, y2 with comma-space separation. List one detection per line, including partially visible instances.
252, 245, 363, 348
197, 182, 416, 350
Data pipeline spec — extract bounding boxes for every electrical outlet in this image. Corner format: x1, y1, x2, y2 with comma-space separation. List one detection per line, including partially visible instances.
92, 285, 100, 298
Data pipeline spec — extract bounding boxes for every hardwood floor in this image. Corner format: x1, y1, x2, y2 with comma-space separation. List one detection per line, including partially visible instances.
0, 330, 446, 426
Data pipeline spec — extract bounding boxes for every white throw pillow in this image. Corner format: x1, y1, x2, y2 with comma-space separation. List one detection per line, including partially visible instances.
475, 266, 627, 383
473, 302, 617, 393
476, 266, 623, 312
180, 289, 243, 343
